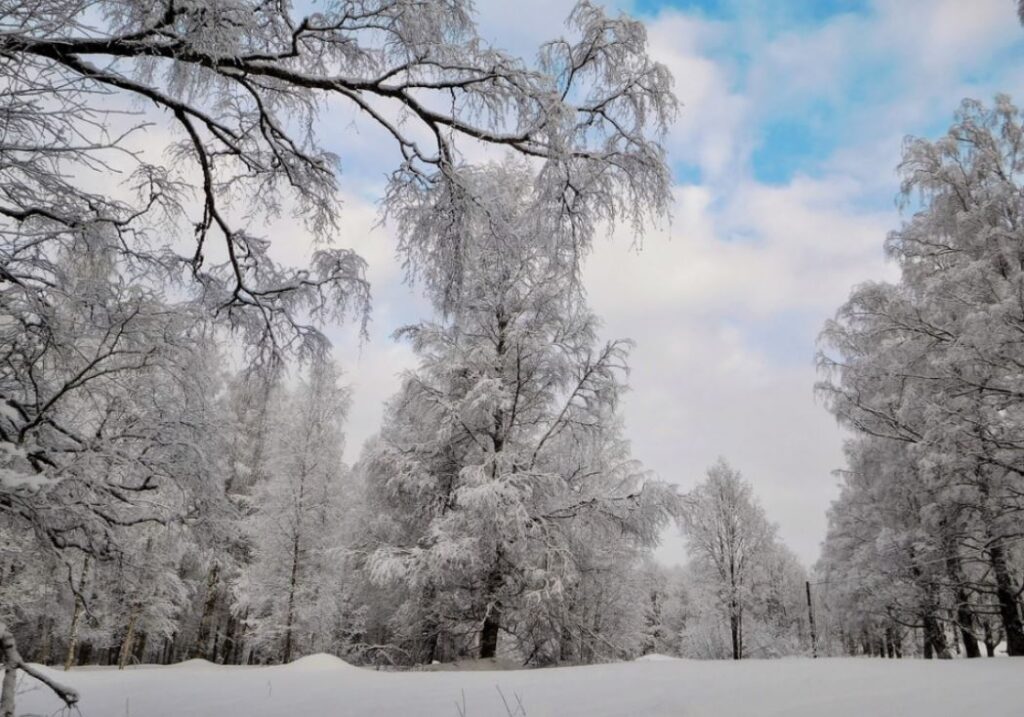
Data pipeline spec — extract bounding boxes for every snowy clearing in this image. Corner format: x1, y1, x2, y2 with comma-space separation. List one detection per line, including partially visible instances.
17, 655, 1024, 717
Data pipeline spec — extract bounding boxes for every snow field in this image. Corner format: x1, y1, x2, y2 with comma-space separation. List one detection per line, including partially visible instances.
17, 655, 1024, 717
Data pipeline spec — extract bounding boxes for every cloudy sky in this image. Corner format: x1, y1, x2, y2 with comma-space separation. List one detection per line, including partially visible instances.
316, 0, 1024, 566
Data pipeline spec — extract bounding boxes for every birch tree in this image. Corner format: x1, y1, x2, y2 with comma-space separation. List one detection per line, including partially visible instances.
679, 460, 777, 660
235, 360, 350, 663
362, 160, 677, 663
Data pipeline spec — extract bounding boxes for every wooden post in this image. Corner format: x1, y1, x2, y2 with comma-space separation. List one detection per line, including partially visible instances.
806, 581, 818, 658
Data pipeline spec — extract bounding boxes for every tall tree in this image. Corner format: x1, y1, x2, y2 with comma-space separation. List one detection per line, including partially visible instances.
362, 160, 677, 663
679, 460, 778, 660
234, 360, 350, 663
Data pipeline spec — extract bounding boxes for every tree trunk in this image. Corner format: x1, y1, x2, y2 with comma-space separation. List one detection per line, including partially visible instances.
133, 631, 148, 665
1, 636, 14, 717
220, 613, 236, 664
64, 556, 90, 671
479, 603, 501, 660
945, 553, 981, 658
559, 625, 574, 663
954, 603, 981, 658
983, 620, 998, 657
283, 527, 302, 664
64, 595, 84, 671
479, 563, 503, 659
730, 610, 741, 660
923, 612, 951, 659
161, 635, 175, 665
988, 540, 1024, 656
118, 607, 141, 669
193, 564, 220, 659
2, 622, 78, 717
35, 616, 51, 665
232, 610, 249, 665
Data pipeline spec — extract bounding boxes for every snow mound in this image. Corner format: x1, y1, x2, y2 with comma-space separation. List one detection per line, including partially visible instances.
633, 653, 680, 662
418, 657, 520, 672
283, 654, 356, 671
167, 658, 219, 669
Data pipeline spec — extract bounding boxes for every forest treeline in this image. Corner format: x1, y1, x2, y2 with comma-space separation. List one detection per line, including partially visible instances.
815, 98, 1024, 658
0, 158, 815, 668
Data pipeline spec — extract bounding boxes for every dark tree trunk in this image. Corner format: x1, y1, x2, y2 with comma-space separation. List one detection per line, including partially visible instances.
945, 553, 981, 658
957, 612, 981, 659
35, 617, 51, 665
559, 625, 575, 663
479, 564, 503, 659
221, 614, 236, 664
730, 600, 742, 660
988, 541, 1024, 656
730, 613, 740, 660
923, 612, 951, 659
231, 610, 249, 665
133, 632, 148, 665
210, 620, 222, 664
983, 620, 998, 657
193, 565, 220, 659
956, 610, 981, 658
479, 612, 501, 659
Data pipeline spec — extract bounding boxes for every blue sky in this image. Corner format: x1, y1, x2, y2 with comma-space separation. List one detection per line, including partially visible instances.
318, 0, 1024, 566
628, 0, 1024, 191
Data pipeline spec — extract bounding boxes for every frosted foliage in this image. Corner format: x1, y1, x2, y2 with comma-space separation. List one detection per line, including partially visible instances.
358, 161, 678, 664
817, 97, 1024, 657
0, 247, 223, 555
234, 361, 351, 663
677, 460, 808, 660
2, 0, 674, 358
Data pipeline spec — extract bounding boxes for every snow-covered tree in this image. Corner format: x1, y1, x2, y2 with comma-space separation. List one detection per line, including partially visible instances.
360, 160, 678, 664
679, 459, 806, 660
235, 360, 350, 663
817, 438, 956, 659
818, 96, 1024, 656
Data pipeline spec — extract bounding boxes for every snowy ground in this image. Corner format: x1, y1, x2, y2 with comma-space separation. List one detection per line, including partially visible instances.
16, 654, 1024, 717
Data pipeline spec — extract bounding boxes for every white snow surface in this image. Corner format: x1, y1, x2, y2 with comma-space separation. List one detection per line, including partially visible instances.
18, 656, 1023, 716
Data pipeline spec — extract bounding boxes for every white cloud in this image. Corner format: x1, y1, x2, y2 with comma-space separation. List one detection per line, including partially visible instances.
645, 13, 750, 179
583, 175, 896, 565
